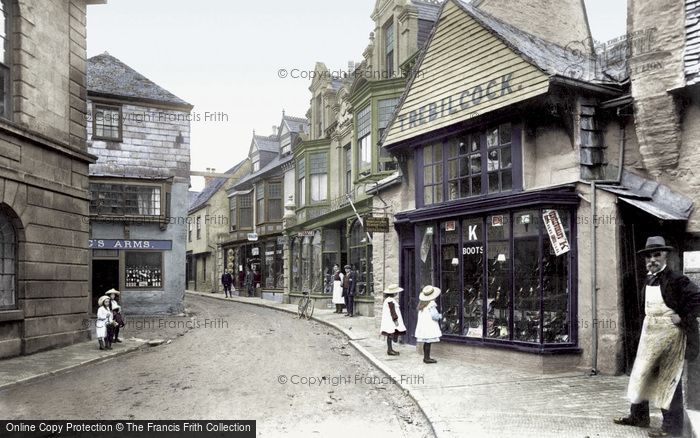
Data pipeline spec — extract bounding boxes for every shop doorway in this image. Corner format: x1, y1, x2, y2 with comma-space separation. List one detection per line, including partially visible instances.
401, 247, 417, 345
92, 259, 119, 311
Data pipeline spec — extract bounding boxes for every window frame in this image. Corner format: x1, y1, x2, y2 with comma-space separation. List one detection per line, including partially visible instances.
92, 103, 123, 142
89, 180, 168, 220
196, 216, 202, 240
0, 210, 17, 310
377, 98, 400, 172
266, 180, 283, 222
297, 157, 306, 207
344, 144, 352, 195
238, 192, 254, 230
384, 18, 395, 78
124, 251, 164, 290
309, 152, 328, 203
356, 105, 372, 175
0, 0, 12, 120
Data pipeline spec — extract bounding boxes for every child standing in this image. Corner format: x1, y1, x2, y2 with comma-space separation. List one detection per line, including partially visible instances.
380, 284, 407, 356
415, 285, 442, 364
96, 295, 113, 350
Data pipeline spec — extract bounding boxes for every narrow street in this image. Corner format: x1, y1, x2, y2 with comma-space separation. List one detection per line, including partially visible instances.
0, 295, 432, 437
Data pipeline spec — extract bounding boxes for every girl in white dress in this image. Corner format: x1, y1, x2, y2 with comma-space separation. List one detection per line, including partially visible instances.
96, 295, 114, 350
415, 285, 442, 364
380, 284, 407, 355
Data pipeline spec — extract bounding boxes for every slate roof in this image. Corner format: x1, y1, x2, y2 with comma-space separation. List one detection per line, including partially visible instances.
87, 53, 191, 108
282, 114, 309, 134
253, 135, 280, 153
412, 0, 442, 22
233, 155, 293, 191
188, 159, 247, 213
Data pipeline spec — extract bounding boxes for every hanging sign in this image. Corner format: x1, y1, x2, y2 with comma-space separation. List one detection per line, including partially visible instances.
364, 216, 390, 233
247, 233, 258, 242
542, 210, 570, 256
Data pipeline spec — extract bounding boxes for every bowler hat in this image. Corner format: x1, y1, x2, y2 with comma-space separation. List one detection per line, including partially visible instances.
419, 285, 441, 301
383, 284, 404, 295
637, 236, 674, 255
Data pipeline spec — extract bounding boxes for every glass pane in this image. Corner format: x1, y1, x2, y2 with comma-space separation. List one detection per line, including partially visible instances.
471, 176, 481, 196
424, 166, 433, 185
542, 211, 570, 344
462, 218, 483, 338
418, 224, 435, 288
500, 123, 512, 145
125, 252, 162, 288
448, 159, 458, 180
312, 231, 323, 293
440, 221, 460, 335
460, 157, 469, 177
471, 135, 480, 152
424, 187, 433, 205
488, 172, 500, 193
502, 170, 513, 191
458, 138, 468, 155
501, 147, 512, 169
470, 154, 481, 174
434, 143, 443, 161
513, 209, 540, 343
423, 146, 432, 165
447, 141, 458, 158
487, 128, 499, 148
435, 164, 443, 186
487, 150, 500, 171
435, 182, 443, 204
460, 178, 470, 198
487, 213, 510, 240
448, 180, 459, 201
486, 240, 510, 340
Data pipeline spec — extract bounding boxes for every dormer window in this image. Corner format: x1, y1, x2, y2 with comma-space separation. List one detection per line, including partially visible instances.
384, 19, 395, 77
253, 159, 260, 172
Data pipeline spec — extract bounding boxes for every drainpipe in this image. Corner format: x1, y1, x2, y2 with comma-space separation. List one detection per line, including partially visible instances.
589, 120, 626, 376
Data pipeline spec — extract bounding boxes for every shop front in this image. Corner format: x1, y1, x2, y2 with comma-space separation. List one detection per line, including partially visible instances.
396, 191, 579, 353
222, 237, 284, 299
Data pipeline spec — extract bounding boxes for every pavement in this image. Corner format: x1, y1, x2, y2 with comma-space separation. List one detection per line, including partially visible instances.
0, 290, 696, 438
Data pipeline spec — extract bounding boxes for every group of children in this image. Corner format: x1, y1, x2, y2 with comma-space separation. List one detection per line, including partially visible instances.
380, 284, 443, 364
95, 288, 126, 350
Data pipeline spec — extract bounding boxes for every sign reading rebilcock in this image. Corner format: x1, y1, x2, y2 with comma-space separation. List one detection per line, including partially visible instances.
364, 216, 390, 233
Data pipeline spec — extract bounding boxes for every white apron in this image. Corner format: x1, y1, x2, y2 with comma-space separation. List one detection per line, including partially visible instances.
627, 285, 686, 409
332, 273, 344, 305
380, 296, 407, 335
415, 301, 442, 343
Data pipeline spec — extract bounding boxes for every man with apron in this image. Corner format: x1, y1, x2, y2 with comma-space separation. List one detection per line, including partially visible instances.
614, 236, 700, 437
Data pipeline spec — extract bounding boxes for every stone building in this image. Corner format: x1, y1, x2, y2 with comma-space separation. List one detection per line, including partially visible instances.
0, 0, 104, 358
225, 113, 308, 301
87, 53, 192, 315
186, 159, 250, 292
284, 0, 441, 316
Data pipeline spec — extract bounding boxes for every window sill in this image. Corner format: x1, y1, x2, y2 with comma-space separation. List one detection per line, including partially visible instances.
0, 309, 24, 322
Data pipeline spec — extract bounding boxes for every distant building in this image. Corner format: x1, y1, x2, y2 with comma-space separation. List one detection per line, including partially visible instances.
87, 53, 192, 315
0, 0, 104, 359
186, 160, 250, 293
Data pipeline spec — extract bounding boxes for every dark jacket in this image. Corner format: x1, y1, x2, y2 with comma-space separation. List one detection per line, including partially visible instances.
221, 273, 232, 286
641, 268, 700, 360
345, 271, 357, 297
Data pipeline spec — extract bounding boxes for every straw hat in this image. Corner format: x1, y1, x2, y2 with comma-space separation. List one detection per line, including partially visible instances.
383, 284, 404, 295
106, 288, 120, 295
419, 285, 441, 301
97, 295, 111, 306
637, 236, 674, 255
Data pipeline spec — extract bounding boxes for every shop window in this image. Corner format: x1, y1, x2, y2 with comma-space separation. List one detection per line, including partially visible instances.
540, 210, 571, 344
0, 0, 10, 119
322, 229, 340, 294
301, 236, 311, 292
417, 224, 435, 290
349, 219, 373, 295
267, 182, 283, 221
440, 221, 461, 335
264, 239, 284, 289
377, 98, 399, 172
423, 144, 443, 205
125, 252, 162, 289
310, 153, 328, 202
357, 105, 372, 174
0, 212, 16, 310
256, 183, 265, 224
297, 157, 306, 207
311, 231, 323, 293
93, 104, 122, 141
239, 193, 253, 229
462, 218, 483, 338
90, 183, 162, 217
486, 213, 511, 340
291, 237, 301, 291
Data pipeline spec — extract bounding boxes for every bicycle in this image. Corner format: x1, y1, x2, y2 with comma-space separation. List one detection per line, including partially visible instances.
297, 291, 314, 319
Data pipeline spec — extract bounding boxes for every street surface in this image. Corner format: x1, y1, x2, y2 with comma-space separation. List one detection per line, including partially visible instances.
0, 295, 432, 437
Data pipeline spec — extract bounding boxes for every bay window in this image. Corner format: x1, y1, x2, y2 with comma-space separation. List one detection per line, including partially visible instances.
239, 193, 253, 229
90, 182, 162, 217
256, 183, 265, 224
378, 98, 400, 172
357, 105, 371, 174
297, 157, 306, 207
310, 152, 328, 202
267, 181, 283, 221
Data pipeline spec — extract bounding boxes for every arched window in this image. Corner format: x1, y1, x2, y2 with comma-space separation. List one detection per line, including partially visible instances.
0, 211, 16, 309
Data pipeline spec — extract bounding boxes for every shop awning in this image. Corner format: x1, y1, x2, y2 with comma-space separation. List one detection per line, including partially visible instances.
599, 171, 693, 221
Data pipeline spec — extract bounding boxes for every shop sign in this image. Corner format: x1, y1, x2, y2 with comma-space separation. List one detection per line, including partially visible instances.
445, 221, 456, 232
542, 210, 570, 256
298, 230, 315, 237
247, 233, 258, 242
463, 245, 483, 256
491, 216, 504, 227
364, 216, 390, 233
89, 239, 172, 250
251, 247, 260, 256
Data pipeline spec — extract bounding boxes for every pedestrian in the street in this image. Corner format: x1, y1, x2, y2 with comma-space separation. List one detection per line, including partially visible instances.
332, 264, 345, 313
380, 284, 406, 356
613, 236, 700, 437
415, 285, 442, 364
221, 270, 233, 298
343, 264, 356, 317
107, 288, 124, 343
245, 265, 255, 297
96, 295, 114, 350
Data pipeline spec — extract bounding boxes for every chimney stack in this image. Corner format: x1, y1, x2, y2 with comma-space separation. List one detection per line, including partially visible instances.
272, 125, 278, 136
203, 168, 216, 186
